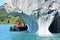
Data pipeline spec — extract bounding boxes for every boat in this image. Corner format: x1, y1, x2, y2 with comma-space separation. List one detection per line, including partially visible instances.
10, 25, 28, 31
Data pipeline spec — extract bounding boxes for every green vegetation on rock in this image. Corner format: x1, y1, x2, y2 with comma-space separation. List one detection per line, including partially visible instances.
0, 8, 26, 24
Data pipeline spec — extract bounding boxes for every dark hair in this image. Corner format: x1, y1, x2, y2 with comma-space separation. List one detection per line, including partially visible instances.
22, 22, 25, 25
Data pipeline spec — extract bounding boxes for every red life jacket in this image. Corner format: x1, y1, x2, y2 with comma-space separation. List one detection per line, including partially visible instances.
16, 22, 21, 27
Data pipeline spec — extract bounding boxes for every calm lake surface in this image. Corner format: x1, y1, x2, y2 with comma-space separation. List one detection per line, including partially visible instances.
0, 24, 60, 40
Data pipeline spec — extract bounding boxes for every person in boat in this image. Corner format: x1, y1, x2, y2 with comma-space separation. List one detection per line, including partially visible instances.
21, 22, 25, 27
21, 22, 28, 29
20, 22, 28, 31
14, 21, 21, 30
13, 21, 27, 31
16, 21, 21, 27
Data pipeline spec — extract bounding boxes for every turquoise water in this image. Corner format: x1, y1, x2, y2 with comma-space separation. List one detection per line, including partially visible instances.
0, 24, 60, 40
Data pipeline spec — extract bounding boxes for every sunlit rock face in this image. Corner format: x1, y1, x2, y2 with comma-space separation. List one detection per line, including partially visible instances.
5, 0, 38, 15
5, 0, 60, 14
5, 0, 60, 36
